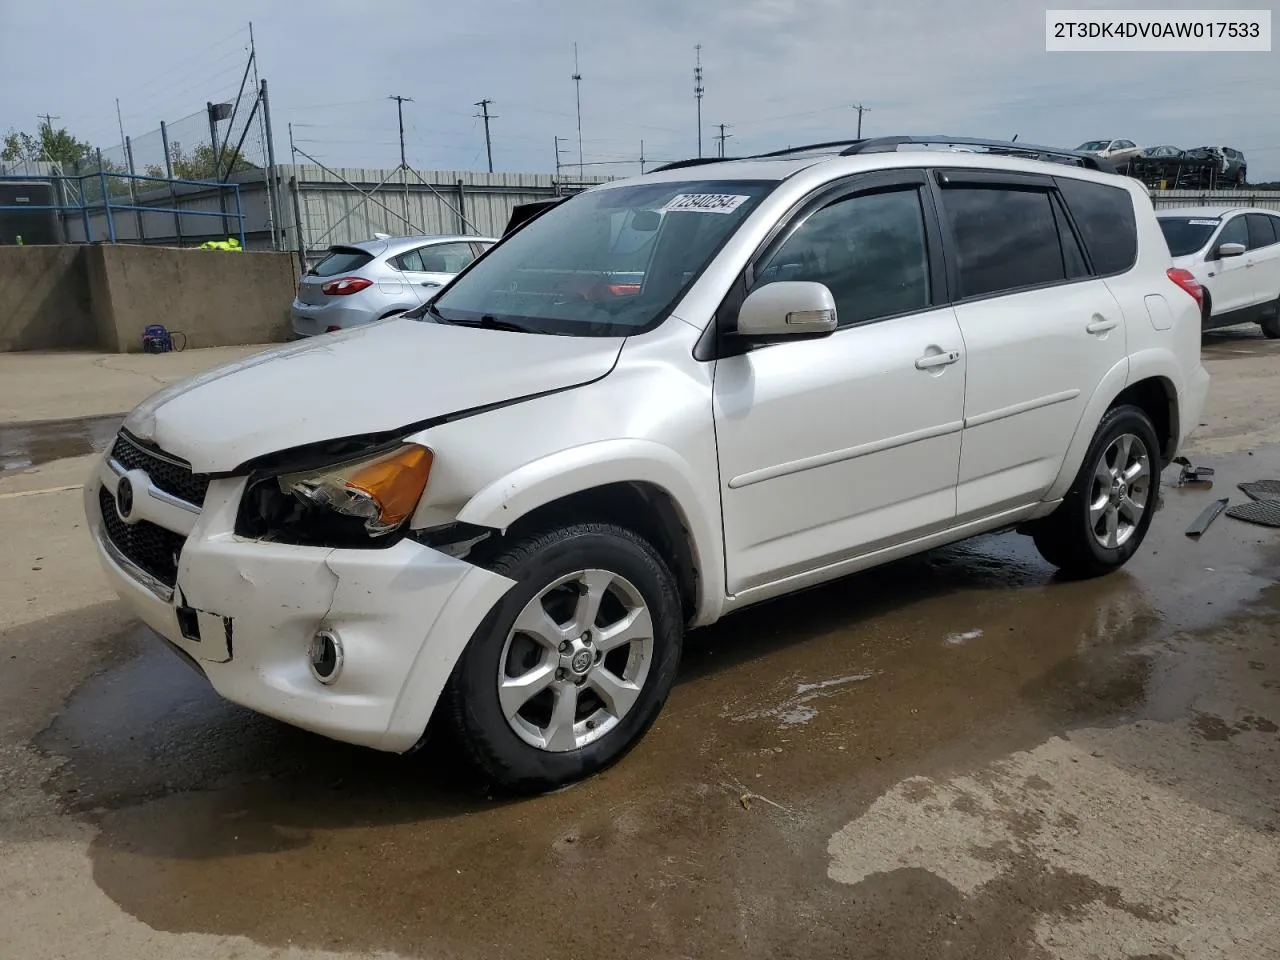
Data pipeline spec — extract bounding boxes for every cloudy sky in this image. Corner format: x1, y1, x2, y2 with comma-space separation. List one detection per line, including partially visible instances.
2, 0, 1278, 179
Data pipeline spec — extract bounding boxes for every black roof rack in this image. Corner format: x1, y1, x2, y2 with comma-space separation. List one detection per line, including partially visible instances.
738, 135, 1115, 172
647, 156, 741, 173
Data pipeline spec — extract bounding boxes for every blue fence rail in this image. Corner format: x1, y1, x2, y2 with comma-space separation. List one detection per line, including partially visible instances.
0, 170, 245, 248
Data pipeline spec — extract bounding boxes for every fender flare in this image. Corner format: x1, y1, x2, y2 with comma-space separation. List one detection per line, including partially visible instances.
1044, 351, 1182, 502
456, 438, 726, 627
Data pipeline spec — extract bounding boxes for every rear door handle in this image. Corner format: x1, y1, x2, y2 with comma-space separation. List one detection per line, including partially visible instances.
1086, 317, 1118, 335
915, 350, 961, 370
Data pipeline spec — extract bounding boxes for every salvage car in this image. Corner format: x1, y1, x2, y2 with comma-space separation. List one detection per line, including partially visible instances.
1076, 138, 1144, 166
291, 234, 497, 337
88, 135, 1209, 791
1158, 206, 1280, 337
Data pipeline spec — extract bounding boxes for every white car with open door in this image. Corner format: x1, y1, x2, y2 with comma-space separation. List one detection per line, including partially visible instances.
1158, 206, 1280, 337
87, 136, 1209, 792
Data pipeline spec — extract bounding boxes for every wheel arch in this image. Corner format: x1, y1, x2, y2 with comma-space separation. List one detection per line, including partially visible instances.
453, 439, 726, 627
1045, 356, 1181, 502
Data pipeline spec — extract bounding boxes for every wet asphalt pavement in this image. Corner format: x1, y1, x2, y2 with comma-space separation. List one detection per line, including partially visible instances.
2, 331, 1280, 960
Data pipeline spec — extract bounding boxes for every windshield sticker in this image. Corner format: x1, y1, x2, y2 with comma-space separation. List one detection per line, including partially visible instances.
660, 193, 750, 215
1188, 219, 1221, 226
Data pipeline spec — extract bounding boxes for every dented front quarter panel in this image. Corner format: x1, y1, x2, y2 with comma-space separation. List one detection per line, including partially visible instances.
142, 476, 517, 752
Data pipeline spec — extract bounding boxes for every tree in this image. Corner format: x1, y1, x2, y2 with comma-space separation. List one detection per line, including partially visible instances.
143, 141, 257, 181
2, 124, 93, 166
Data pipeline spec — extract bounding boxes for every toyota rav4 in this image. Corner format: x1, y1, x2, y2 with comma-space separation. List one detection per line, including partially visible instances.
86, 136, 1210, 791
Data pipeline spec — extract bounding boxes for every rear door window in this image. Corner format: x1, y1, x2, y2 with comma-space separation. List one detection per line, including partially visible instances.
418, 241, 478, 273
938, 186, 1067, 298
1056, 177, 1138, 275
312, 247, 374, 277
1247, 214, 1277, 249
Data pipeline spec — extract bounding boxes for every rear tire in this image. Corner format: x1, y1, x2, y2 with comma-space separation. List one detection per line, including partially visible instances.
1031, 405, 1161, 579
445, 522, 683, 793
1260, 311, 1280, 339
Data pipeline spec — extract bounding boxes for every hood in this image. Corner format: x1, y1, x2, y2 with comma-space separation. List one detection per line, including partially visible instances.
124, 318, 624, 472
1169, 252, 1205, 272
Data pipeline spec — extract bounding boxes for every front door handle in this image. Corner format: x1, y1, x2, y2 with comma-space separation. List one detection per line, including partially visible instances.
1086, 317, 1119, 335
915, 350, 961, 370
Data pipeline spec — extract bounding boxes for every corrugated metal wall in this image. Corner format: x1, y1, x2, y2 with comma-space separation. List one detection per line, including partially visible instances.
284, 164, 612, 254
1148, 189, 1280, 212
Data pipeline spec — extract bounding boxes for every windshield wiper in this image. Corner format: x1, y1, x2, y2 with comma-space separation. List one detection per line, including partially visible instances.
429, 307, 532, 333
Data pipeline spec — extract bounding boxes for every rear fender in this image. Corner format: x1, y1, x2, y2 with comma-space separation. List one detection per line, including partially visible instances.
1045, 350, 1184, 502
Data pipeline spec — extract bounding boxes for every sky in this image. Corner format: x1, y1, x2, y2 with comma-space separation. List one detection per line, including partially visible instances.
2, 0, 1278, 180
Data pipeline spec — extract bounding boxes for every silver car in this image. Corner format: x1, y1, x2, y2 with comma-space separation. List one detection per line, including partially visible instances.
291, 234, 497, 337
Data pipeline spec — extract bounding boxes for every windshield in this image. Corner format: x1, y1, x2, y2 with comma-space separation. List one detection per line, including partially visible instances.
1077, 141, 1110, 152
1159, 217, 1220, 257
420, 179, 776, 336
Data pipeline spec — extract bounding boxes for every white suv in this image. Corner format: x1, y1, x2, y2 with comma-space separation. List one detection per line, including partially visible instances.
1157, 206, 1280, 338
86, 136, 1209, 791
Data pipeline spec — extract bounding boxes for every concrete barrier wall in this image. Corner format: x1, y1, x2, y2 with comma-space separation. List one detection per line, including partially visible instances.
0, 246, 96, 351
87, 246, 295, 352
0, 244, 296, 353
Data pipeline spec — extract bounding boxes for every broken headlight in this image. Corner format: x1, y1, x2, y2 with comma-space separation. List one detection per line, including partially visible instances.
237, 444, 433, 546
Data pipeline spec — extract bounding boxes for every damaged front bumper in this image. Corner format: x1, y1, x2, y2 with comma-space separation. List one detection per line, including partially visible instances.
85, 453, 515, 753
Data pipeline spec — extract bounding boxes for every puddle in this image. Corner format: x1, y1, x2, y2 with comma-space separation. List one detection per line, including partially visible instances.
22, 443, 1280, 958
0, 413, 122, 477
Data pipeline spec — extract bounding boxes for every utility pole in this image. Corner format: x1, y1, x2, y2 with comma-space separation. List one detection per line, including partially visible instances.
35, 113, 59, 163
639, 139, 645, 175
554, 136, 567, 179
571, 42, 584, 178
389, 94, 413, 229
694, 44, 704, 158
474, 99, 496, 173
853, 103, 869, 139
715, 123, 732, 158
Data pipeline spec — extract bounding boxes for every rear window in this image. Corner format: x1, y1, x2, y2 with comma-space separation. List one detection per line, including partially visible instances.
1056, 178, 1138, 275
311, 247, 374, 277
1158, 217, 1219, 257
939, 186, 1069, 299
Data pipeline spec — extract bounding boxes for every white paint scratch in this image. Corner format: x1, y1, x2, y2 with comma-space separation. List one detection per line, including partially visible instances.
944, 628, 984, 646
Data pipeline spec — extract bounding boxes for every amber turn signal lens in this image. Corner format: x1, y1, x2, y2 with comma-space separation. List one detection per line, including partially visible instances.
345, 444, 434, 528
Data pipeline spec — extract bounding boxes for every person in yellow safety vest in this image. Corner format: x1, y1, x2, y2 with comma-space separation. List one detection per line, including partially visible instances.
199, 237, 243, 251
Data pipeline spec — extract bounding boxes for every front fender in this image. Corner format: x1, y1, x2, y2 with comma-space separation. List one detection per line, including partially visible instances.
456, 438, 726, 627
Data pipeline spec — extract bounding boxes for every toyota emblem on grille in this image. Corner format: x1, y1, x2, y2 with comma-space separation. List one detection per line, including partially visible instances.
116, 477, 134, 519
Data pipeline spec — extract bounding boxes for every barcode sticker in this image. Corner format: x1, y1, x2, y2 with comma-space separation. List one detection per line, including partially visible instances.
1188, 218, 1221, 225
660, 193, 750, 215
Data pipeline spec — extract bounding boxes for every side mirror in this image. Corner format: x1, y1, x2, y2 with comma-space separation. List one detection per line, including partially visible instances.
736, 281, 838, 338
1217, 241, 1246, 259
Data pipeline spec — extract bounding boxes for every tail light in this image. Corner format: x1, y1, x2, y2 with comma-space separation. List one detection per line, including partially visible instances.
321, 276, 373, 296
1167, 267, 1204, 309
607, 283, 641, 297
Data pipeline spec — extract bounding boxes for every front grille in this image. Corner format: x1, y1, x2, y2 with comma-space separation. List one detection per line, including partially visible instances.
110, 433, 211, 507
98, 486, 185, 587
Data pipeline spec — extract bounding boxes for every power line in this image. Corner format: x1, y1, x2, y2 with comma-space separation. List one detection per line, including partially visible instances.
474, 99, 496, 173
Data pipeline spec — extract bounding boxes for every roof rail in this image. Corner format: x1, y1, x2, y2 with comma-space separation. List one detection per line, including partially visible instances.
839, 135, 1116, 172
749, 139, 866, 159
647, 157, 740, 173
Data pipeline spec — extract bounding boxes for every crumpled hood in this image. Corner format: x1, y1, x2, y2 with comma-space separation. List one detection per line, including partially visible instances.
124, 318, 624, 472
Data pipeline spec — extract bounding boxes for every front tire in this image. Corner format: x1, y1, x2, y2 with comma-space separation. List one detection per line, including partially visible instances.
1031, 405, 1160, 578
1260, 310, 1280, 339
445, 523, 683, 793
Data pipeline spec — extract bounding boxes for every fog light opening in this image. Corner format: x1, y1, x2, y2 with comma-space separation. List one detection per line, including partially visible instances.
308, 629, 343, 684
